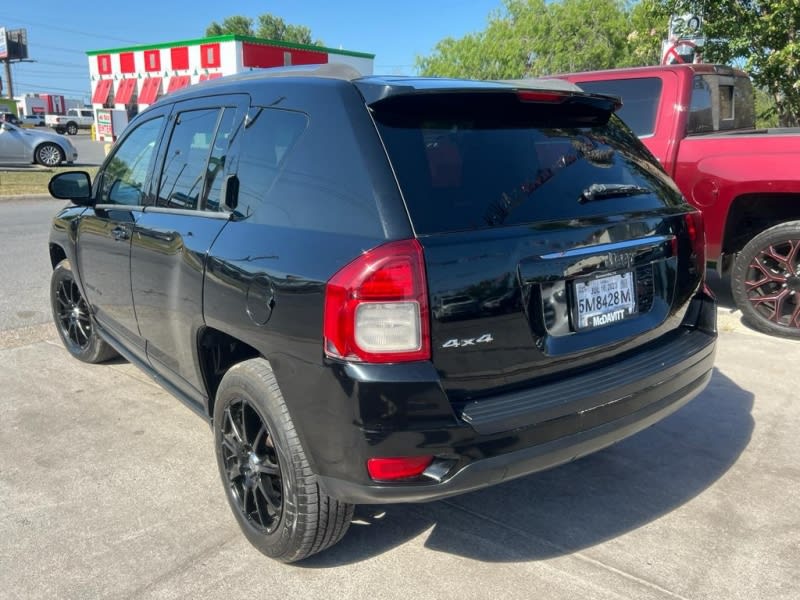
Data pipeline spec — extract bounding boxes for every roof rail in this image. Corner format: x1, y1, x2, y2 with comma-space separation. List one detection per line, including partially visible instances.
219, 62, 364, 84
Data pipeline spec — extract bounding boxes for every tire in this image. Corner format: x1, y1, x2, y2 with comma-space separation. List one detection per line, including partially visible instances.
66, 122, 78, 135
35, 143, 65, 167
50, 259, 118, 363
213, 358, 354, 563
732, 221, 800, 339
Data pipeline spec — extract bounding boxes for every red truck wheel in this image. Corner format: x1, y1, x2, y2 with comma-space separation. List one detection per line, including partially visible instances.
732, 221, 800, 338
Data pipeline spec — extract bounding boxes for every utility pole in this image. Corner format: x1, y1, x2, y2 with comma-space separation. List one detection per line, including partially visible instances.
3, 57, 12, 98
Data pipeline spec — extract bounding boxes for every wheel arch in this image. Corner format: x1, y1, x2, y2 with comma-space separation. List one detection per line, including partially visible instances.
196, 326, 261, 420
49, 243, 67, 269
720, 193, 800, 273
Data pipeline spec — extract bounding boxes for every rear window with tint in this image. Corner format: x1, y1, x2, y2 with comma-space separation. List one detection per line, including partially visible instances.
576, 77, 662, 136
373, 95, 683, 235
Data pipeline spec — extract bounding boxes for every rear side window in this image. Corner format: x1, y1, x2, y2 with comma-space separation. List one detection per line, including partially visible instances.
233, 107, 308, 221
232, 107, 384, 237
577, 77, 662, 136
373, 93, 683, 235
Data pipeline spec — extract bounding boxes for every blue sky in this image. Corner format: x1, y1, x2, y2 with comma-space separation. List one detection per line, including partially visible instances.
0, 0, 500, 103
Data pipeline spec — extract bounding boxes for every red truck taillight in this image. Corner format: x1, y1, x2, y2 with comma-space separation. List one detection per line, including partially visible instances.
323, 239, 430, 363
685, 211, 706, 278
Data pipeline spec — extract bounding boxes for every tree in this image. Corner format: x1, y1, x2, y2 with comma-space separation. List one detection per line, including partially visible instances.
205, 16, 255, 37
417, 0, 666, 79
623, 0, 671, 67
205, 13, 323, 46
671, 0, 800, 126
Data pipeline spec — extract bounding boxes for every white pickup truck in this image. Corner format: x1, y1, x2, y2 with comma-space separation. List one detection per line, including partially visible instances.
45, 108, 95, 135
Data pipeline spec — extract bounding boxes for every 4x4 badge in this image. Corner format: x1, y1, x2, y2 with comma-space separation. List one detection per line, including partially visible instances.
441, 334, 494, 349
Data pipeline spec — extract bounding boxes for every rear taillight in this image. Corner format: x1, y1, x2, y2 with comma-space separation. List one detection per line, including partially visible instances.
323, 239, 430, 363
685, 211, 706, 278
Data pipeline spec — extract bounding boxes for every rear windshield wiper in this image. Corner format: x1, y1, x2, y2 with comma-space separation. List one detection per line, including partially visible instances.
578, 183, 652, 204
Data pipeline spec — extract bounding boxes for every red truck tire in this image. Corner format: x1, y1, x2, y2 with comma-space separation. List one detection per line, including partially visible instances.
732, 221, 800, 338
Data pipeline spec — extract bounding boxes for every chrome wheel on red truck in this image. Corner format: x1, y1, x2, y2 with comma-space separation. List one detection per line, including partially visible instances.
732, 221, 800, 338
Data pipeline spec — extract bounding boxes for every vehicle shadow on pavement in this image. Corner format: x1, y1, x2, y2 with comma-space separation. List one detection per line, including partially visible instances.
303, 367, 753, 566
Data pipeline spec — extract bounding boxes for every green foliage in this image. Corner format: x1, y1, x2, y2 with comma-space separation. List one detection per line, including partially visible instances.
672, 0, 800, 126
205, 13, 323, 46
206, 16, 255, 37
754, 87, 780, 129
623, 0, 671, 67
417, 0, 669, 79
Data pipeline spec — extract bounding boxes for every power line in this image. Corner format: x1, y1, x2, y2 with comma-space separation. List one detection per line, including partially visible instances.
22, 61, 88, 70
26, 43, 87, 56
0, 14, 143, 45
11, 79, 89, 95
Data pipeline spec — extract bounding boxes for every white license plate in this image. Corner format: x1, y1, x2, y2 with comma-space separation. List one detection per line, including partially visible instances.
574, 271, 637, 330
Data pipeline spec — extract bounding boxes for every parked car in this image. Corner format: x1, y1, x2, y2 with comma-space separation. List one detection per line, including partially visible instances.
0, 121, 78, 166
553, 64, 800, 338
0, 112, 22, 126
45, 108, 94, 135
47, 64, 717, 563
22, 114, 46, 127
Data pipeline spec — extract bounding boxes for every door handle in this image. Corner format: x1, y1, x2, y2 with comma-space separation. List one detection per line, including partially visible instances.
111, 226, 130, 241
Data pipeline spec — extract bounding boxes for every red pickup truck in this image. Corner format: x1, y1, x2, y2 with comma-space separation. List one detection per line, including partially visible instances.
555, 64, 800, 338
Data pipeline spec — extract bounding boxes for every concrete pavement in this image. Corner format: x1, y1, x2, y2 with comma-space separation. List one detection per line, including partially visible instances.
1, 321, 798, 599
1, 194, 798, 598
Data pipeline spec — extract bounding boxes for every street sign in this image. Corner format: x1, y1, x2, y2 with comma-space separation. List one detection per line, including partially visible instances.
669, 14, 703, 40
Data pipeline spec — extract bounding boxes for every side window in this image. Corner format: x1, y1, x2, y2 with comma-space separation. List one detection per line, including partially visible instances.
577, 77, 662, 137
202, 107, 238, 211
687, 75, 713, 134
233, 108, 307, 221
97, 116, 164, 206
156, 108, 220, 209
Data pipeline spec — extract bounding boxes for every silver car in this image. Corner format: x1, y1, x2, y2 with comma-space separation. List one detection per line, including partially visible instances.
0, 122, 78, 167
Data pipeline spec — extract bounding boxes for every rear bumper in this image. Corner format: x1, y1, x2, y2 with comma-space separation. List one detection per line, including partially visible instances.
318, 324, 716, 504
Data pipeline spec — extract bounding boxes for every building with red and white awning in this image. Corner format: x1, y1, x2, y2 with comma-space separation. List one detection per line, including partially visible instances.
87, 34, 374, 113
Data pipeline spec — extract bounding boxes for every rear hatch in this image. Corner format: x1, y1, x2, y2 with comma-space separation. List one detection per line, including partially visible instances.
366, 84, 704, 403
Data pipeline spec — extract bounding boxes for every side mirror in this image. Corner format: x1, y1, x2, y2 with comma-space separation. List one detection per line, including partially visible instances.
49, 171, 93, 206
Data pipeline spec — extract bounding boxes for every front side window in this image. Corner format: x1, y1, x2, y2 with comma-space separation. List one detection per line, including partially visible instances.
156, 108, 220, 209
97, 116, 164, 206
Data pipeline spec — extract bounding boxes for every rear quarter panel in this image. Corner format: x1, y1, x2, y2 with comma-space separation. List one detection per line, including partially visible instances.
673, 133, 800, 260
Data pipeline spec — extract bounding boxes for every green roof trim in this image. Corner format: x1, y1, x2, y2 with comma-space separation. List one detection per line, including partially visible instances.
86, 34, 375, 60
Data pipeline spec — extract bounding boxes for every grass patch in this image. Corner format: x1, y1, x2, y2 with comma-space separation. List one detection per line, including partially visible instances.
0, 166, 99, 197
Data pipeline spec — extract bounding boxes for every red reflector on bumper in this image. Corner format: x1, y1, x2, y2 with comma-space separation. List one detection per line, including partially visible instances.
367, 456, 434, 481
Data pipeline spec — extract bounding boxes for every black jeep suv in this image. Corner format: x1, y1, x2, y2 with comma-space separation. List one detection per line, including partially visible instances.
48, 64, 716, 562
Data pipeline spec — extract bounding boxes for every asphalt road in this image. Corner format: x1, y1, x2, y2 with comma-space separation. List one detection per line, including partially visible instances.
70, 131, 109, 167
1, 198, 799, 599
0, 196, 68, 331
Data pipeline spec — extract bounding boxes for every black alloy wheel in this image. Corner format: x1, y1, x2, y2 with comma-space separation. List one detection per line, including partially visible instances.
219, 398, 284, 534
50, 260, 118, 363
732, 221, 800, 339
66, 122, 78, 135
54, 275, 92, 353
213, 359, 354, 562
